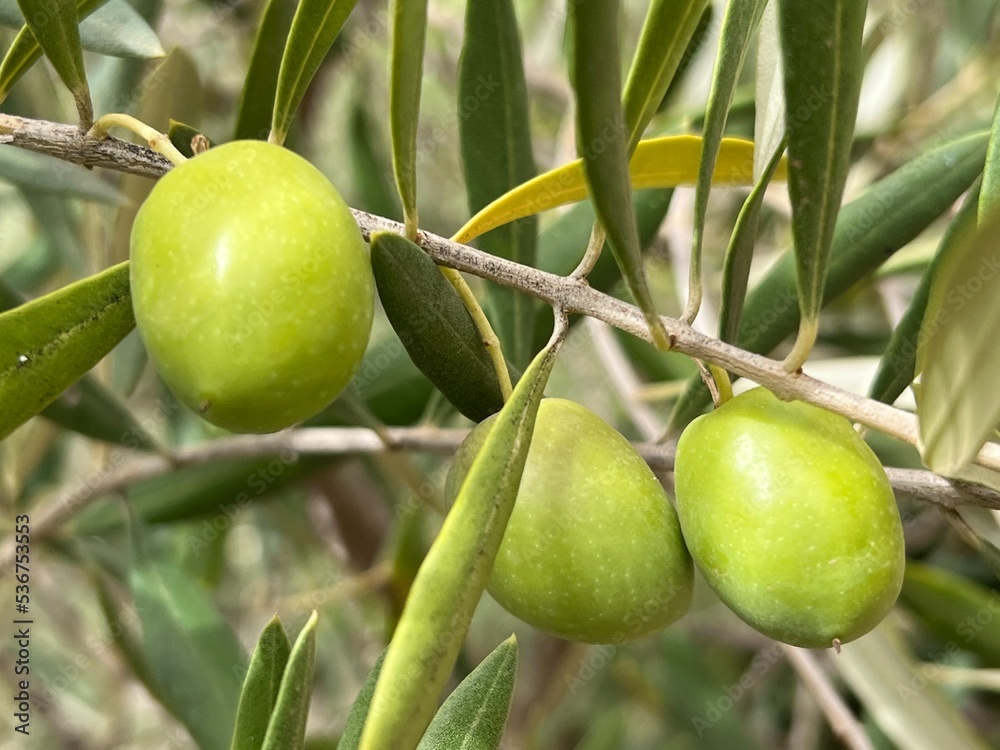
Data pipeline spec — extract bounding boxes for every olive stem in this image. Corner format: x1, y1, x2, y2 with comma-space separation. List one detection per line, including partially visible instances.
708, 364, 734, 405
86, 114, 188, 166
569, 224, 606, 280
439, 265, 513, 401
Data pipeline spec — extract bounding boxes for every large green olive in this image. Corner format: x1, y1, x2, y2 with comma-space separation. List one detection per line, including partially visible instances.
130, 140, 373, 433
673, 387, 905, 648
447, 398, 693, 644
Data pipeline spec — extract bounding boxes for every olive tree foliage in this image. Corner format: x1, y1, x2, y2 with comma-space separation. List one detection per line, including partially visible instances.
1, 0, 1000, 748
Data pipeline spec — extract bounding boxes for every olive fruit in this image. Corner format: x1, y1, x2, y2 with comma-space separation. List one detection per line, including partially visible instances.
130, 140, 373, 433
446, 398, 693, 644
673, 387, 904, 648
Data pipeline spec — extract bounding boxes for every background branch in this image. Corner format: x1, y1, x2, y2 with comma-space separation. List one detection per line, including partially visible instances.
3, 113, 1000, 474
18, 426, 1000, 555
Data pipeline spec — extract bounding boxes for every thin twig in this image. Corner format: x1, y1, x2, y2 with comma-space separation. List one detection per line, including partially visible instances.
3, 114, 1000, 470
782, 646, 875, 750
13, 427, 1000, 553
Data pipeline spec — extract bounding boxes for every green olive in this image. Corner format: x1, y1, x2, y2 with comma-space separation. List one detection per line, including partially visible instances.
130, 140, 373, 433
673, 387, 905, 648
447, 398, 693, 643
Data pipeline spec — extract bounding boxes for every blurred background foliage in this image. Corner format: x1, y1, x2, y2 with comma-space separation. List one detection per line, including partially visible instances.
2, 0, 1000, 748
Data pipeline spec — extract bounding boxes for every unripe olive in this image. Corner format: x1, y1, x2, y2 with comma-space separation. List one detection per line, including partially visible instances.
447, 398, 693, 644
673, 387, 905, 648
130, 140, 373, 433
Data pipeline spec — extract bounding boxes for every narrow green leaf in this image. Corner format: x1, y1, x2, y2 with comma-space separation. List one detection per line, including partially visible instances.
570, 0, 667, 349
230, 616, 292, 750
261, 612, 318, 750
416, 635, 518, 750
900, 561, 1000, 667
0, 0, 161, 57
918, 205, 1000, 473
271, 0, 359, 145
621, 0, 708, 153
370, 231, 505, 422
234, 0, 295, 141
357, 340, 560, 750
753, 1, 784, 180
388, 0, 427, 237
14, 0, 92, 125
0, 262, 134, 441
777, 0, 867, 369
692, 0, 768, 319
71, 455, 324, 534
869, 179, 982, 405
131, 524, 246, 750
0, 146, 123, 202
669, 131, 989, 431
978, 89, 1000, 221
41, 375, 158, 449
718, 137, 786, 346
336, 650, 386, 750
835, 621, 992, 750
458, 0, 536, 370
0, 276, 157, 448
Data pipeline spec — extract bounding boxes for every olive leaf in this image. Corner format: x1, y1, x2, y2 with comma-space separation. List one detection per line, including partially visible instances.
0, 262, 135, 442
458, 0, 536, 370
415, 635, 518, 750
668, 131, 989, 432
621, 0, 708, 153
12, 0, 92, 125
130, 521, 246, 750
900, 561, 1000, 667
718, 138, 786, 347
261, 612, 318, 750
777, 0, 867, 370
834, 622, 992, 750
869, 179, 982, 405
370, 231, 506, 421
452, 136, 773, 245
978, 89, 1000, 221
230, 616, 292, 750
569, 0, 667, 348
233, 0, 295, 141
335, 650, 386, 750
71, 456, 325, 534
0, 275, 157, 449
357, 338, 561, 750
620, 0, 707, 321
753, 1, 784, 180
693, 0, 769, 327
271, 0, 359, 146
0, 0, 161, 58
42, 376, 159, 449
348, 97, 402, 221
388, 0, 427, 237
918, 204, 1000, 474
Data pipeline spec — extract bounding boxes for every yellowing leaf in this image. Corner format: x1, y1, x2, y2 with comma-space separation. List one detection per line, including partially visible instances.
452, 136, 783, 245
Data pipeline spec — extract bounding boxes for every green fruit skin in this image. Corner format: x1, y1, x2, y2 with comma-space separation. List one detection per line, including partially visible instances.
130, 141, 374, 433
674, 387, 904, 648
447, 398, 693, 644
